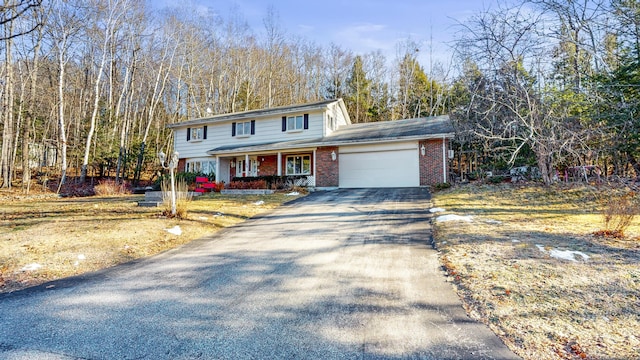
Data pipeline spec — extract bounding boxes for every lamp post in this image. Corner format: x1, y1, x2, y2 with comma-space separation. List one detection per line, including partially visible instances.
158, 150, 179, 216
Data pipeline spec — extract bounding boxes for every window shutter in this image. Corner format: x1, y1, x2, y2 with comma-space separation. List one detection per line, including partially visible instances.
250, 120, 255, 135
203, 126, 207, 139
187, 128, 191, 141
231, 122, 236, 137
303, 114, 309, 129
282, 117, 287, 132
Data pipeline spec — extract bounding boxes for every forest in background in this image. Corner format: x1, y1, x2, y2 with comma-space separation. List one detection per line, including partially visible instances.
0, 0, 639, 192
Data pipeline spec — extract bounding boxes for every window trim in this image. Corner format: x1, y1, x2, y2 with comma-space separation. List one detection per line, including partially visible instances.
233, 120, 255, 138
187, 126, 207, 142
185, 159, 216, 175
282, 113, 309, 132
285, 154, 311, 176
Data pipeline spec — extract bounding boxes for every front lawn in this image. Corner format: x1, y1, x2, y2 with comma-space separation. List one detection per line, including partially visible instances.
432, 184, 640, 360
0, 192, 301, 294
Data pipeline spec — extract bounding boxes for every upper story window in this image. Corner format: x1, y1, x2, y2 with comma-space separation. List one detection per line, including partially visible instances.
187, 126, 207, 142
232, 120, 255, 138
327, 115, 336, 131
282, 114, 309, 132
288, 115, 303, 131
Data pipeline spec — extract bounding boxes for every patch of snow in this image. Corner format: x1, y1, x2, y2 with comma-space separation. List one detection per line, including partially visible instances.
550, 248, 590, 262
198, 216, 208, 220
485, 219, 502, 225
20, 263, 42, 272
165, 225, 182, 236
512, 239, 521, 243
536, 244, 589, 262
77, 254, 86, 260
429, 207, 446, 213
253, 200, 265, 206
435, 214, 473, 223
286, 192, 300, 196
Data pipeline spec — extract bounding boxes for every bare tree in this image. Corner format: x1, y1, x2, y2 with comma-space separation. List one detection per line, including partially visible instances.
0, 0, 43, 40
79, 0, 130, 183
47, 0, 84, 190
454, 3, 590, 184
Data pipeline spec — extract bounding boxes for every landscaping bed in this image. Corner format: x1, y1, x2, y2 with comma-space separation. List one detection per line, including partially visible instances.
431, 183, 640, 360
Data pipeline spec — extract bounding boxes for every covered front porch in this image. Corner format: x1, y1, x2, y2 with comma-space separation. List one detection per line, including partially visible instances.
214, 150, 317, 187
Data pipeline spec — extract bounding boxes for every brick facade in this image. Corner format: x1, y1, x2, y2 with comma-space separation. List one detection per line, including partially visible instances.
315, 146, 339, 187
257, 155, 278, 176
420, 139, 449, 186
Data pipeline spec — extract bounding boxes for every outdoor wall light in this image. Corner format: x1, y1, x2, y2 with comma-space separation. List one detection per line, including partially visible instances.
331, 151, 336, 161
421, 144, 426, 156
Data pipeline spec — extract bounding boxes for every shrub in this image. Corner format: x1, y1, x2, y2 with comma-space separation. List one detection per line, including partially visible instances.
161, 177, 192, 219
595, 192, 638, 238
226, 180, 267, 189
432, 182, 452, 191
214, 181, 224, 192
94, 179, 131, 196
176, 171, 215, 184
487, 175, 507, 184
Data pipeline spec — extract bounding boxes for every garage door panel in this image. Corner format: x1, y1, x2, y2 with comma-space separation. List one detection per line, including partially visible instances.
339, 148, 419, 188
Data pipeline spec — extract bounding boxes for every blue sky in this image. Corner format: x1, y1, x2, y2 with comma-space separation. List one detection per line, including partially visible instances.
153, 0, 504, 69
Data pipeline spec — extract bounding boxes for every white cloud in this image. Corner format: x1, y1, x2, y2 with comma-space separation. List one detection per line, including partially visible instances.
335, 23, 393, 52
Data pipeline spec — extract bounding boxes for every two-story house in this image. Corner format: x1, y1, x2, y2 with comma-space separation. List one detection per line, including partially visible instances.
166, 99, 454, 189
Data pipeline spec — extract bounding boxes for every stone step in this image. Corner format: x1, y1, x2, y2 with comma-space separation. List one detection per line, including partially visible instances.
137, 200, 162, 207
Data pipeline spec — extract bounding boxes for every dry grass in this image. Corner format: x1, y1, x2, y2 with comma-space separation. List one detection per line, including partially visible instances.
432, 183, 640, 360
0, 191, 300, 293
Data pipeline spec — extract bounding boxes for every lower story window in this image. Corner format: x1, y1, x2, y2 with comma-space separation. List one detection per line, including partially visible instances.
286, 155, 311, 175
186, 160, 216, 175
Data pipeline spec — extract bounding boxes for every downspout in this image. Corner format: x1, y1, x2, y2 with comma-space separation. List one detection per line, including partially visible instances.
312, 149, 316, 187
442, 136, 447, 183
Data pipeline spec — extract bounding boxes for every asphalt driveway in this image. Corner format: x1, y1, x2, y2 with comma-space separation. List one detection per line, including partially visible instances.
0, 188, 518, 360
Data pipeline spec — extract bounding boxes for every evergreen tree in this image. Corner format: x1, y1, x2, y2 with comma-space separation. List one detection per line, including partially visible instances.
344, 55, 371, 123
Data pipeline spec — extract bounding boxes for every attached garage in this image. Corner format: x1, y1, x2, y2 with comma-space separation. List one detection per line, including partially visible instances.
338, 142, 420, 188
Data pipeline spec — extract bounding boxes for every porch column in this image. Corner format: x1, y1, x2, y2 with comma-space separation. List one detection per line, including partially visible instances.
245, 154, 249, 176
277, 152, 282, 176
215, 156, 220, 182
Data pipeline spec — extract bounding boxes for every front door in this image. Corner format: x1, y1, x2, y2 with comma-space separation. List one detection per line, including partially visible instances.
249, 157, 258, 176
235, 157, 258, 177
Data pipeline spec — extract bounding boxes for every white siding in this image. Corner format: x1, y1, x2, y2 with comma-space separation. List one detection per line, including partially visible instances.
324, 102, 350, 136
174, 110, 326, 158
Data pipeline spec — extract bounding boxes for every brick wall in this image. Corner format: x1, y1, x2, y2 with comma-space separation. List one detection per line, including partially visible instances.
420, 139, 449, 186
316, 146, 339, 187
258, 155, 278, 176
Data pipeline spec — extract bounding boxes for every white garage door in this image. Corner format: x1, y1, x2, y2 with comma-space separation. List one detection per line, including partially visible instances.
339, 144, 419, 188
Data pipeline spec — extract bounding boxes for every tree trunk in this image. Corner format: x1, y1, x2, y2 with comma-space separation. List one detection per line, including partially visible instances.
535, 148, 554, 186
1, 14, 15, 188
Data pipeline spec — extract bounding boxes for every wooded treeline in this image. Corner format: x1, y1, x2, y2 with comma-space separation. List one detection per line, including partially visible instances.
1, 0, 639, 191
451, 0, 640, 184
